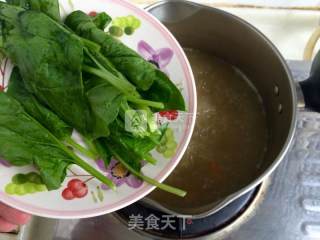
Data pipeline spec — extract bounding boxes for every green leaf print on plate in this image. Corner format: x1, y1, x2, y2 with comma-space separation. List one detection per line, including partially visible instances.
90, 185, 104, 203
156, 128, 178, 158
5, 172, 47, 196
96, 186, 104, 202
109, 15, 141, 37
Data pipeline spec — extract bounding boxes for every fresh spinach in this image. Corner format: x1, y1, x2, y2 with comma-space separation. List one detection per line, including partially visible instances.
83, 49, 164, 138
7, 67, 73, 141
86, 79, 124, 139
91, 12, 111, 30
0, 2, 187, 197
65, 11, 154, 90
0, 3, 159, 139
65, 10, 186, 111
103, 138, 142, 172
0, 92, 115, 190
109, 120, 168, 165
140, 70, 186, 111
6, 0, 61, 21
8, 68, 99, 160
0, 5, 91, 135
93, 138, 112, 166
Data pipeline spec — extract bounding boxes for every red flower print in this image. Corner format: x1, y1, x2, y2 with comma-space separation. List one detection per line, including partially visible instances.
159, 110, 179, 121
88, 11, 97, 17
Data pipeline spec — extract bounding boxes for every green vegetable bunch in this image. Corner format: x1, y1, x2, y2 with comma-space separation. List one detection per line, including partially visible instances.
0, 0, 186, 197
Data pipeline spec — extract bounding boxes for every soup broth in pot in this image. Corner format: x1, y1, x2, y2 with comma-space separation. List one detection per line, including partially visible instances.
148, 49, 268, 214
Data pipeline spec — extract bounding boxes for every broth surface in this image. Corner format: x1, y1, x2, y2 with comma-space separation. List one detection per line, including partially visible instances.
148, 49, 268, 214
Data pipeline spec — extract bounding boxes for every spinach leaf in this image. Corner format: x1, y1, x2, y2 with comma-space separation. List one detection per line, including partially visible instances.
86, 80, 124, 139
65, 11, 186, 111
119, 124, 167, 157
0, 3, 23, 26
6, 0, 61, 21
83, 50, 163, 137
93, 138, 112, 166
109, 120, 166, 163
140, 70, 185, 111
28, 0, 60, 21
7, 67, 72, 141
103, 138, 142, 172
91, 12, 111, 30
0, 92, 71, 189
0, 92, 115, 190
6, 0, 29, 7
0, 5, 91, 135
65, 11, 156, 91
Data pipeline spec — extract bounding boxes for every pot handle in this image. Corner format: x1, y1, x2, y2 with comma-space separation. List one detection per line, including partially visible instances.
299, 50, 320, 112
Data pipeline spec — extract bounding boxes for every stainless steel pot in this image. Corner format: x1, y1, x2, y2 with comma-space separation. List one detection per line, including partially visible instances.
139, 0, 318, 219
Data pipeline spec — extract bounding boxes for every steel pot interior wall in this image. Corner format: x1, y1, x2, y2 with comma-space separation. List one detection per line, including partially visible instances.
149, 1, 296, 178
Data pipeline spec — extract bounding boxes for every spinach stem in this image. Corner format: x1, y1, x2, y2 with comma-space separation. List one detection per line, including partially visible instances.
80, 38, 101, 52
89, 49, 129, 82
83, 65, 164, 109
82, 137, 99, 158
71, 153, 116, 190
110, 149, 186, 197
82, 64, 136, 96
126, 96, 164, 109
24, 104, 116, 190
30, 117, 116, 190
65, 137, 97, 159
84, 49, 138, 96
62, 140, 115, 189
84, 49, 160, 132
144, 154, 157, 165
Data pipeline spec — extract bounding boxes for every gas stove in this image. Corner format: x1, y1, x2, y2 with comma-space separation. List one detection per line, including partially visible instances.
115, 186, 260, 239
10, 60, 320, 240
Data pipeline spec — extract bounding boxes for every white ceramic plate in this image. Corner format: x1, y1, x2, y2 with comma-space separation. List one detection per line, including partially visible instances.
0, 0, 196, 218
